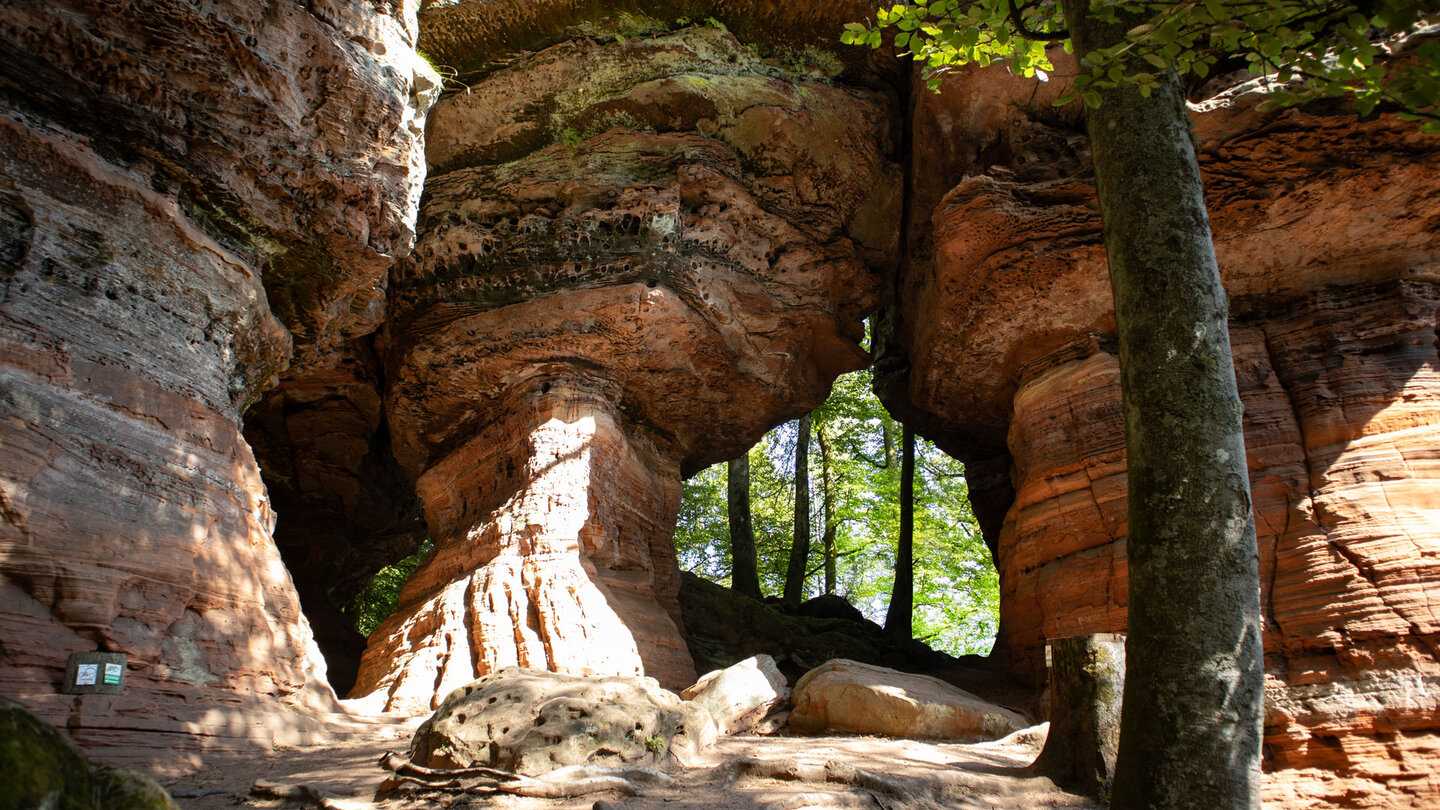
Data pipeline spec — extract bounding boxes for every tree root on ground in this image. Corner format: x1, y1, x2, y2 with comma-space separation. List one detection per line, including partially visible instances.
718, 756, 992, 810
250, 779, 344, 809
377, 751, 675, 799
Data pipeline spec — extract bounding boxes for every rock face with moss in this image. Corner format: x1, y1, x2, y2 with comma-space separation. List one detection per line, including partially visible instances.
878, 63, 1440, 807
0, 0, 436, 765
0, 696, 179, 810
351, 19, 897, 712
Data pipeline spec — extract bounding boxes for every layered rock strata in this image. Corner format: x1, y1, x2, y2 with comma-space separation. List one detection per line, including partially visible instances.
884, 65, 1440, 806
352, 23, 896, 712
0, 0, 435, 766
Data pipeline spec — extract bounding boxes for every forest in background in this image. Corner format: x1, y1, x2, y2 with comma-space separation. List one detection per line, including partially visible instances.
673, 367, 999, 657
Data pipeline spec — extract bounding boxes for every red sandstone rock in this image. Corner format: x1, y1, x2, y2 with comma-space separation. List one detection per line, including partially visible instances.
887, 67, 1440, 806
352, 26, 895, 711
0, 0, 435, 768
789, 659, 1030, 741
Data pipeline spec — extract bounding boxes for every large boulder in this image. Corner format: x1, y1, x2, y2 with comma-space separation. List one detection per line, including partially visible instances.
0, 696, 177, 810
678, 572, 966, 683
789, 659, 1029, 742
681, 654, 789, 735
408, 668, 716, 775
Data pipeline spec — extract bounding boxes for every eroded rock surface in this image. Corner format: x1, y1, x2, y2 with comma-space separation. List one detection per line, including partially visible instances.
353, 23, 895, 711
681, 654, 789, 735
882, 64, 1440, 805
408, 668, 715, 774
0, 0, 436, 766
789, 659, 1030, 741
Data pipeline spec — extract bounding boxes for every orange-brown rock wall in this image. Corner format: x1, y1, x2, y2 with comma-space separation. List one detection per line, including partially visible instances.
0, 0, 435, 768
888, 64, 1440, 807
353, 21, 897, 710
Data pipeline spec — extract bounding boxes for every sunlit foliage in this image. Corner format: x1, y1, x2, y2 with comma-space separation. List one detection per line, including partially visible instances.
674, 368, 1000, 656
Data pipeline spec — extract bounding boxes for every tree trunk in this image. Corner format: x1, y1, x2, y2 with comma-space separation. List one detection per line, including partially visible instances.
783, 415, 811, 607
1033, 633, 1126, 799
817, 423, 838, 595
727, 453, 761, 599
1061, 4, 1264, 808
884, 425, 914, 640
881, 416, 896, 470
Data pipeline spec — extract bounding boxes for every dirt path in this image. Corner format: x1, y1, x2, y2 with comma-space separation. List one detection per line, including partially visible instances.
164, 715, 1100, 810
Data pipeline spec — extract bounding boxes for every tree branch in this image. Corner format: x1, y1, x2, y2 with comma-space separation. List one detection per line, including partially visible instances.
1007, 0, 1070, 42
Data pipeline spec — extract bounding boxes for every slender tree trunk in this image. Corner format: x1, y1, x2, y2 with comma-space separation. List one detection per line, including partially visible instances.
783, 415, 811, 607
884, 425, 914, 641
1061, 4, 1264, 808
881, 416, 896, 470
727, 452, 761, 599
817, 423, 838, 595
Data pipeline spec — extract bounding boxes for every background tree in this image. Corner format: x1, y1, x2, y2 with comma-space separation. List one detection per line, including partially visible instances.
346, 539, 433, 636
884, 426, 916, 641
845, 2, 1437, 807
783, 414, 813, 607
727, 454, 762, 598
816, 422, 840, 594
675, 368, 1000, 656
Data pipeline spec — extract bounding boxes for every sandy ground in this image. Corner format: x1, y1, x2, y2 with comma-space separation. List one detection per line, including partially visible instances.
162, 715, 1102, 810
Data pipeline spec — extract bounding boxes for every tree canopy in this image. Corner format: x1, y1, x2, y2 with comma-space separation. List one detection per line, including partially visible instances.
844, 0, 1440, 128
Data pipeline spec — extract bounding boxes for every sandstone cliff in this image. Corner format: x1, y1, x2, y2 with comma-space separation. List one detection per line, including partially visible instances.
0, 0, 436, 765
879, 62, 1440, 806
0, 2, 1435, 804
350, 13, 900, 712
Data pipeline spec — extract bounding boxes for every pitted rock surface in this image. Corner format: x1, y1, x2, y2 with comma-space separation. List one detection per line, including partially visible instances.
409, 668, 716, 775
354, 22, 896, 710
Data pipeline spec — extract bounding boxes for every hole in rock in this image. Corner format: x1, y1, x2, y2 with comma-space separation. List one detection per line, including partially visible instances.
241, 361, 427, 698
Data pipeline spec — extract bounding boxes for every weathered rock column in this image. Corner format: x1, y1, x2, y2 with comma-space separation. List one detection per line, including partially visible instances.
353, 379, 693, 711
353, 17, 898, 711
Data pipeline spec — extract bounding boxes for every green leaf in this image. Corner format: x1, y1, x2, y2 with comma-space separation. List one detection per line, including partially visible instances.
1083, 89, 1102, 108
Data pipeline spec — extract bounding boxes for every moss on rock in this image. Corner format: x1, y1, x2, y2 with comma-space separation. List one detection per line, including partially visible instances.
0, 697, 178, 810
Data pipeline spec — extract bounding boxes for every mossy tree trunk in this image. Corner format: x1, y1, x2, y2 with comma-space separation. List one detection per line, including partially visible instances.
727, 453, 761, 599
1060, 3, 1265, 808
1034, 633, 1126, 799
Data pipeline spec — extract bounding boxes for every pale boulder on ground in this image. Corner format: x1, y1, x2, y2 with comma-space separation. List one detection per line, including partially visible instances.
408, 668, 717, 776
681, 654, 790, 735
790, 659, 1030, 742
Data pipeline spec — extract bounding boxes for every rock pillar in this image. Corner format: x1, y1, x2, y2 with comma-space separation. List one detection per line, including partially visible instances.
352, 20, 897, 711
353, 380, 692, 711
